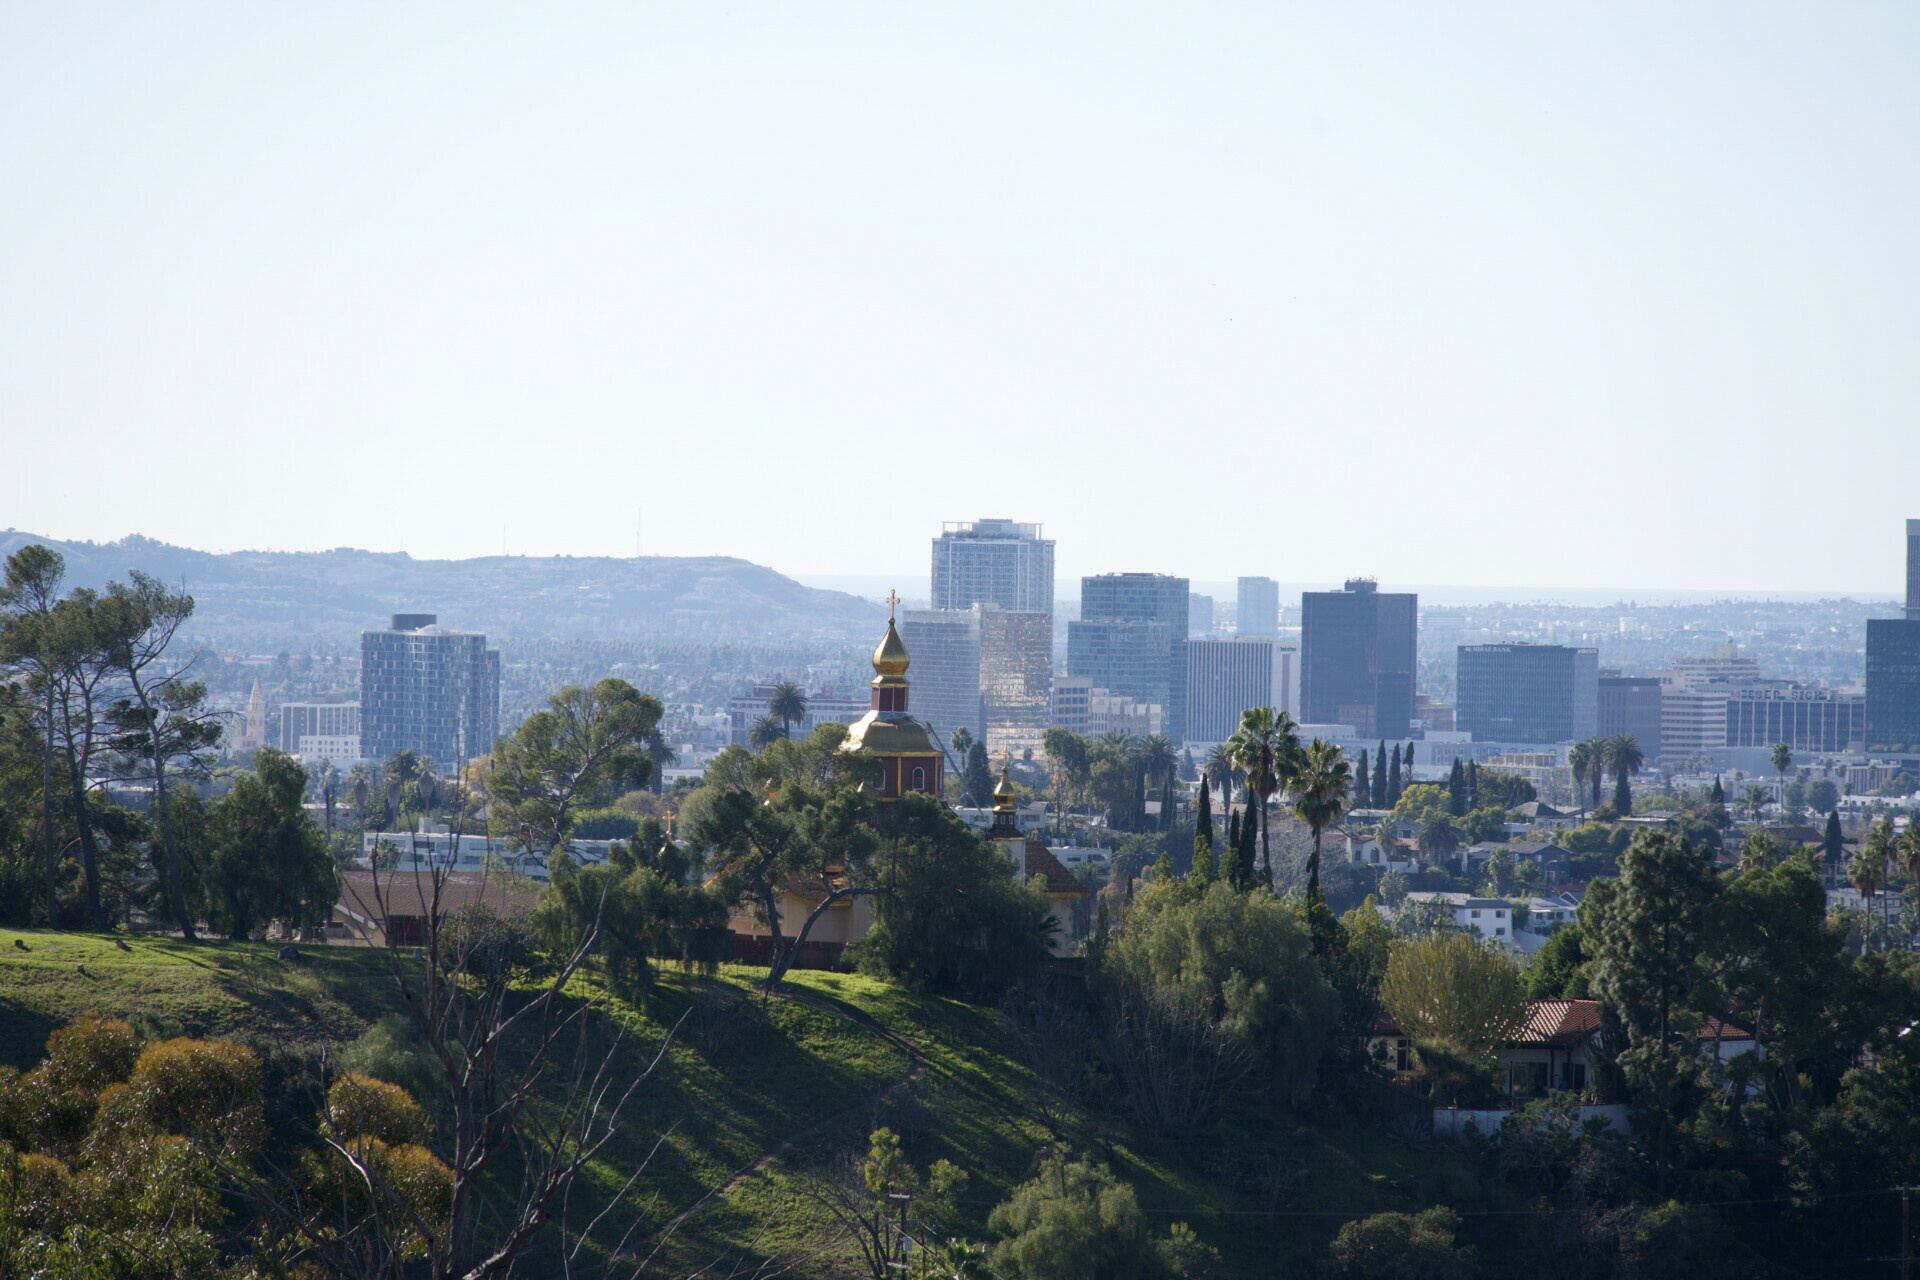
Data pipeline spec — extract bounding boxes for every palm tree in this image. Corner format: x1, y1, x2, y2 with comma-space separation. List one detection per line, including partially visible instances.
1418, 815, 1460, 863
769, 681, 809, 740
1606, 734, 1644, 813
748, 714, 785, 751
644, 729, 678, 794
1291, 738, 1352, 899
950, 726, 974, 758
1860, 820, 1896, 939
1567, 740, 1595, 812
1229, 706, 1301, 886
1141, 734, 1179, 831
1203, 743, 1239, 845
1745, 785, 1769, 823
1770, 743, 1793, 812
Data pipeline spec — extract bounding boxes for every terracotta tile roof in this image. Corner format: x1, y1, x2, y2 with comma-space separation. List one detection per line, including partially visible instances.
1023, 835, 1087, 898
338, 871, 542, 922
1698, 1015, 1753, 1041
1514, 999, 1602, 1047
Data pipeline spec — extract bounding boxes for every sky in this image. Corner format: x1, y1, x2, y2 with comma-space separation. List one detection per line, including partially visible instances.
3, 2, 1918, 596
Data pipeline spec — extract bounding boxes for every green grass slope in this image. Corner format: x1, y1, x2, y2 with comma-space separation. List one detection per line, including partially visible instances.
0, 929, 1481, 1276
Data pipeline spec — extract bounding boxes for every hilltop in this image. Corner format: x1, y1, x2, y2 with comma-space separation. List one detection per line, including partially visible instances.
0, 930, 1476, 1277
0, 532, 884, 647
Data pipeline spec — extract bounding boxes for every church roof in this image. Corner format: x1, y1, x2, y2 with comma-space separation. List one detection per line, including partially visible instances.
842, 712, 941, 756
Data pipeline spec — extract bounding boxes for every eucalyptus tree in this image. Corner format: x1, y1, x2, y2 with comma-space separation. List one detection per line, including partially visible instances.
0, 544, 66, 923
1229, 706, 1300, 885
98, 571, 222, 940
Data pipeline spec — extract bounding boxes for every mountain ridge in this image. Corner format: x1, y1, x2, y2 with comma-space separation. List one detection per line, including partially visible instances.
0, 531, 884, 646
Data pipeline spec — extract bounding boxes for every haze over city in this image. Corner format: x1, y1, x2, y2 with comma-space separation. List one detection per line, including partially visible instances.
8, 7, 1920, 1276
6, 3, 1920, 593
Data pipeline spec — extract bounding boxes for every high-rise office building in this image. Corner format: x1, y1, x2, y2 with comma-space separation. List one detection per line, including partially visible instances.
1598, 675, 1663, 754
1299, 579, 1417, 738
1188, 593, 1214, 636
1456, 644, 1598, 744
1725, 686, 1864, 752
279, 702, 360, 754
898, 609, 984, 748
1236, 576, 1280, 637
1186, 637, 1274, 742
930, 520, 1054, 615
1867, 519, 1920, 753
1073, 572, 1190, 742
359, 614, 500, 769
980, 607, 1052, 760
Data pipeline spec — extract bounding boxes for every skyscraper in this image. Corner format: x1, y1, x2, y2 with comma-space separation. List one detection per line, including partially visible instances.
979, 606, 1052, 760
1597, 675, 1663, 754
1456, 644, 1598, 744
930, 520, 1054, 614
1071, 572, 1190, 742
1299, 579, 1417, 738
1236, 576, 1280, 637
897, 609, 984, 749
1866, 519, 1920, 754
359, 614, 500, 770
1185, 636, 1274, 742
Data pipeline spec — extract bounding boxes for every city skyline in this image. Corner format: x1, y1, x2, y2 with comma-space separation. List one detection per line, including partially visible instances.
6, 5, 1920, 595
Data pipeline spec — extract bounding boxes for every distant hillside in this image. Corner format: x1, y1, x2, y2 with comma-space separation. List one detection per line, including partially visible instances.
0, 532, 884, 647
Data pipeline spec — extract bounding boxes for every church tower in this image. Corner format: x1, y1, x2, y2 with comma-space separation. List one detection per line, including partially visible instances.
838, 592, 944, 800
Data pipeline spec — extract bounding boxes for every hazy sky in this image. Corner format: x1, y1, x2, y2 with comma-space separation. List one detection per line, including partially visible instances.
4, 3, 1918, 595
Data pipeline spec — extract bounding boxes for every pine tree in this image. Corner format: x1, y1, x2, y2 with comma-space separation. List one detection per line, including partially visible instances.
1387, 752, 1402, 807
1447, 758, 1467, 816
1356, 751, 1371, 808
1374, 740, 1389, 807
1192, 783, 1215, 884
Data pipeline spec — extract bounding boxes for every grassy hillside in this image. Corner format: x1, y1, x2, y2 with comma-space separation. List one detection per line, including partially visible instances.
0, 928, 1481, 1276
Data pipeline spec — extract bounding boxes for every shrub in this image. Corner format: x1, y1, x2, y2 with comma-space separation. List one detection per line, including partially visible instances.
1327, 1206, 1476, 1279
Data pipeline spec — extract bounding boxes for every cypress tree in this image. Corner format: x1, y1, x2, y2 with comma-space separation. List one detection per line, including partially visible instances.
1447, 758, 1467, 816
1227, 808, 1242, 886
1404, 741, 1415, 779
1357, 751, 1371, 808
1387, 752, 1402, 807
1192, 782, 1215, 884
1613, 768, 1632, 815
1822, 808, 1844, 874
1374, 740, 1389, 807
1238, 804, 1259, 888
1711, 776, 1725, 806
1467, 759, 1479, 809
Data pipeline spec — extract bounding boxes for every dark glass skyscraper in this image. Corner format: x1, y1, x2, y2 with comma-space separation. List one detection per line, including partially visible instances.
1299, 579, 1416, 739
1457, 644, 1598, 744
1866, 519, 1920, 755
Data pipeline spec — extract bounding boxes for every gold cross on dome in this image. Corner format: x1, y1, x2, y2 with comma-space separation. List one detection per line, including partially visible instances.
884, 589, 901, 621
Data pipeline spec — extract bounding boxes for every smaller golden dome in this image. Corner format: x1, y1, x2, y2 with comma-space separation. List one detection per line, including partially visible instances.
993, 756, 1017, 813
872, 617, 910, 682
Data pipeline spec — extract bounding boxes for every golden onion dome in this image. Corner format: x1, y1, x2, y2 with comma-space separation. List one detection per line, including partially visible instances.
993, 757, 1017, 812
872, 617, 910, 681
